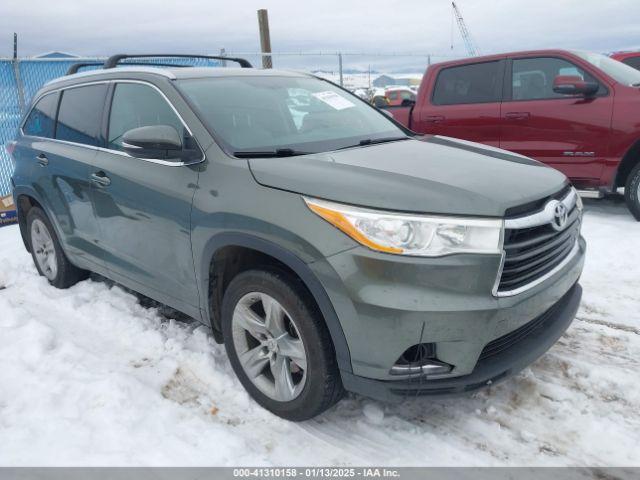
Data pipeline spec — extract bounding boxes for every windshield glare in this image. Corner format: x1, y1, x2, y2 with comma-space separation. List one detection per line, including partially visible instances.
177, 76, 404, 155
574, 51, 640, 85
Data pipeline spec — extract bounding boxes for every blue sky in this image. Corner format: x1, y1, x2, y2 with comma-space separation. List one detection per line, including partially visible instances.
1, 0, 638, 72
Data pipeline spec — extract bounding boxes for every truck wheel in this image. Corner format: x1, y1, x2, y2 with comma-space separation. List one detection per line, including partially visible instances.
625, 163, 640, 221
221, 268, 343, 421
27, 207, 89, 288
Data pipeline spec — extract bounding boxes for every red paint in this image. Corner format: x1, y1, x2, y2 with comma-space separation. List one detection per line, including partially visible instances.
391, 49, 640, 192
611, 51, 640, 70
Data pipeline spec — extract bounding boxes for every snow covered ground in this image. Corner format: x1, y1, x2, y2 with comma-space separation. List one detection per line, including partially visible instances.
0, 196, 638, 466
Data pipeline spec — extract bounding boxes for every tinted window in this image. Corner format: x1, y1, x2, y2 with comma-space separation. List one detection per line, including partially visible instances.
432, 61, 501, 105
107, 83, 185, 151
622, 56, 640, 71
512, 57, 600, 100
56, 84, 107, 146
23, 93, 58, 138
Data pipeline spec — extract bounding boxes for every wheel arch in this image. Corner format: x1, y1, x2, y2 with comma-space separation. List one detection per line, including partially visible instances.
615, 139, 640, 189
12, 187, 52, 253
200, 232, 352, 373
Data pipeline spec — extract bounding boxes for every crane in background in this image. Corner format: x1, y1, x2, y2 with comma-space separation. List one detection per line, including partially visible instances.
451, 1, 480, 57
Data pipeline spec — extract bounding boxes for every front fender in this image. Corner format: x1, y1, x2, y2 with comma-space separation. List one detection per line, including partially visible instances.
197, 232, 353, 373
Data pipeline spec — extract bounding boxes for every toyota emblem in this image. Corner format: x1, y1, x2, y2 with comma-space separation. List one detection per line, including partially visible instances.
552, 203, 568, 231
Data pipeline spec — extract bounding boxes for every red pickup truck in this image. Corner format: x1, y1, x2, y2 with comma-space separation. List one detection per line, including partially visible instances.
611, 51, 640, 71
389, 49, 640, 219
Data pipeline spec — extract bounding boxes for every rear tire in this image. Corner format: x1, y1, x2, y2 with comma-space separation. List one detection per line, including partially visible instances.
221, 268, 343, 421
625, 163, 640, 221
26, 207, 89, 288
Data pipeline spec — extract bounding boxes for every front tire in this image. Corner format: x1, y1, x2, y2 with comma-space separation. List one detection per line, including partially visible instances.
26, 207, 89, 288
625, 163, 640, 221
221, 269, 343, 421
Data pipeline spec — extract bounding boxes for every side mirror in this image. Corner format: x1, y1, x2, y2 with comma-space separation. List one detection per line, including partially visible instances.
122, 125, 185, 160
552, 75, 599, 96
401, 98, 416, 107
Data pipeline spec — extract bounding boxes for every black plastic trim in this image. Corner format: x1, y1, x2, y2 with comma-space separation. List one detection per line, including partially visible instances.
103, 54, 252, 69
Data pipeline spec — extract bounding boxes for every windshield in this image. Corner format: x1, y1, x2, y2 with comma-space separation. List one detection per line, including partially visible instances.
574, 51, 640, 86
176, 75, 405, 155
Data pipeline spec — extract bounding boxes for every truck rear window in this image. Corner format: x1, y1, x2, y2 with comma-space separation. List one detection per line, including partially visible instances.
432, 61, 502, 105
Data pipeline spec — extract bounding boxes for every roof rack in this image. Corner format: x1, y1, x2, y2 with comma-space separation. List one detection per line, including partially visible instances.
66, 61, 195, 75
104, 53, 252, 69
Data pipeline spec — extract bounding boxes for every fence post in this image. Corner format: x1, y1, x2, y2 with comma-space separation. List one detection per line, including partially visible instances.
338, 52, 343, 87
257, 9, 273, 69
219, 48, 227, 67
11, 33, 25, 112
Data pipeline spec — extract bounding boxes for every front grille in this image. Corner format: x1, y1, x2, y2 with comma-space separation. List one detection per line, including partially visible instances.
497, 190, 581, 294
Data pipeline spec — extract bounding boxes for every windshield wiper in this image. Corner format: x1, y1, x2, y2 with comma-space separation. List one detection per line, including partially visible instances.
233, 148, 312, 158
359, 136, 409, 146
337, 136, 409, 150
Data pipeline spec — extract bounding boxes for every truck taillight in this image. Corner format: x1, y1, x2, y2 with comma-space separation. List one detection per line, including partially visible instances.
5, 141, 16, 157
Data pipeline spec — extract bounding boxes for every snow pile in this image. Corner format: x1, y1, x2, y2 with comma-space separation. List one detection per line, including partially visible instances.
0, 197, 638, 466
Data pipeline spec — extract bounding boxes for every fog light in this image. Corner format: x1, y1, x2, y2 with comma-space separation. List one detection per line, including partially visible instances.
390, 359, 453, 376
390, 343, 453, 376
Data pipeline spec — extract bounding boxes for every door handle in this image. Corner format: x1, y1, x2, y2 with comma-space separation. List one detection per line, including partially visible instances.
90, 172, 111, 187
36, 153, 49, 167
505, 112, 530, 120
425, 115, 445, 123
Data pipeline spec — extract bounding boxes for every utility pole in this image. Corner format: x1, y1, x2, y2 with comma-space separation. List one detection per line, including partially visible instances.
13, 32, 17, 59
257, 9, 273, 69
338, 52, 343, 87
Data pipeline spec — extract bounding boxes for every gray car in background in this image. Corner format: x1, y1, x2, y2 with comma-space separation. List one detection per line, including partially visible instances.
10, 55, 585, 420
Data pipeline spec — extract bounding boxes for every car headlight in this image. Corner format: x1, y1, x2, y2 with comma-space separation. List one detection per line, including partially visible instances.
304, 197, 503, 257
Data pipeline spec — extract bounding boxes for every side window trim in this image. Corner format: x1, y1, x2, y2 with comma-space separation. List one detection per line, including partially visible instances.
19, 79, 205, 166
430, 59, 505, 106
504, 55, 610, 103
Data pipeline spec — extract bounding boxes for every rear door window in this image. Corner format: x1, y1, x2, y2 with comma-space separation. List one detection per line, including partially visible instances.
55, 84, 108, 147
23, 93, 58, 138
107, 83, 185, 152
432, 61, 502, 105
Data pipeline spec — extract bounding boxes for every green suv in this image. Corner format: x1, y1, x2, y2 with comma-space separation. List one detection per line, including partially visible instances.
10, 55, 585, 421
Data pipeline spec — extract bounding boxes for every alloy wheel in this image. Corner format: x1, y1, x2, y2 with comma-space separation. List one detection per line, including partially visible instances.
231, 292, 308, 402
30, 218, 58, 281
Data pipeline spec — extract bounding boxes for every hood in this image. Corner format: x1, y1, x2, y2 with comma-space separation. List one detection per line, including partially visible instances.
248, 136, 568, 217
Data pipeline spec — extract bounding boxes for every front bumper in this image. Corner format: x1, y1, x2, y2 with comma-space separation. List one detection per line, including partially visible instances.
341, 282, 582, 402
309, 235, 585, 399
